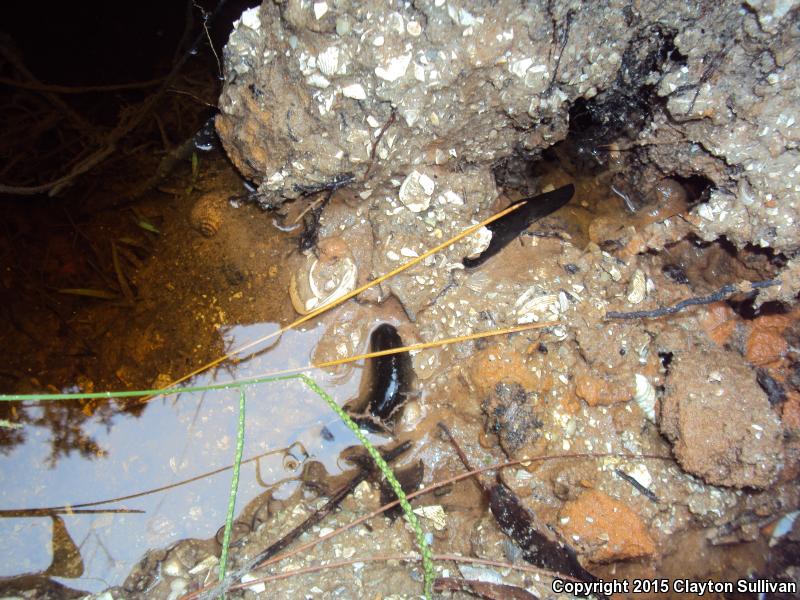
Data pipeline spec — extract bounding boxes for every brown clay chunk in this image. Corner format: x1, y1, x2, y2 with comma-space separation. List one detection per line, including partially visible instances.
660, 341, 783, 489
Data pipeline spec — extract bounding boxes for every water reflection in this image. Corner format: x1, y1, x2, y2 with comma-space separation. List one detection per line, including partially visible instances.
0, 319, 366, 593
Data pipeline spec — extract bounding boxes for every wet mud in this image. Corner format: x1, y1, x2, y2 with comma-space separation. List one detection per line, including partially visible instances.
2, 136, 798, 599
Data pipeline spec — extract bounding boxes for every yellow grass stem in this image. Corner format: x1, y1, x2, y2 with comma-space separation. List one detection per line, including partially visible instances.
147, 200, 525, 399
243, 322, 551, 380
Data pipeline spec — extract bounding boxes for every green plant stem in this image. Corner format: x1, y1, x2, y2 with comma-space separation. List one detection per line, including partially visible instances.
0, 374, 302, 403
299, 375, 433, 599
217, 386, 246, 598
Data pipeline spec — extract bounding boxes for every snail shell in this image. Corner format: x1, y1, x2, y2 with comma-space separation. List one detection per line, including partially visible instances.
189, 193, 224, 237
633, 374, 657, 423
289, 237, 358, 315
626, 269, 647, 305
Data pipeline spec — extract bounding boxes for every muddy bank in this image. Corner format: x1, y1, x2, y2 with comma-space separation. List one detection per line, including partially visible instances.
194, 0, 800, 596
217, 0, 800, 282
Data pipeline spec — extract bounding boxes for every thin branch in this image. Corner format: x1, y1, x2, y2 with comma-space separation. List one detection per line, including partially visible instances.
605, 279, 781, 320
0, 445, 302, 514
0, 75, 166, 94
222, 553, 568, 593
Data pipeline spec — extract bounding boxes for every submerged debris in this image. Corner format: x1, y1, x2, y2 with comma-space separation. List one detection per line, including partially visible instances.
439, 424, 601, 591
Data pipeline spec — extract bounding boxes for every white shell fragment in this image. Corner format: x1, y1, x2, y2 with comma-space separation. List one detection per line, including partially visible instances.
375, 53, 412, 82
514, 290, 560, 324
313, 1, 328, 20
342, 83, 367, 100
406, 21, 422, 36
241, 574, 266, 594
466, 226, 493, 258
770, 510, 799, 547
238, 7, 261, 31
509, 57, 533, 78
627, 269, 647, 304
317, 46, 340, 76
306, 73, 331, 89
413, 505, 447, 530
399, 170, 435, 212
289, 239, 358, 315
622, 463, 653, 490
633, 374, 657, 422
188, 555, 219, 575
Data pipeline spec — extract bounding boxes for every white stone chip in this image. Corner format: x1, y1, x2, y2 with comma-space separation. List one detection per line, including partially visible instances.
375, 54, 412, 82
342, 83, 367, 99
313, 1, 328, 20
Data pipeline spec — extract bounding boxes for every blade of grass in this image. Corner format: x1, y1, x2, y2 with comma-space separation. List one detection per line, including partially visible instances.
299, 375, 434, 599
117, 236, 149, 250
137, 220, 160, 235
114, 242, 145, 270
57, 288, 118, 300
219, 386, 247, 585
131, 206, 161, 234
111, 242, 135, 304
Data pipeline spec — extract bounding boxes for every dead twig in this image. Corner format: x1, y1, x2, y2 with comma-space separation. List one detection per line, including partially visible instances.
605, 279, 781, 320
435, 577, 539, 600
219, 553, 567, 594
0, 75, 166, 94
364, 108, 397, 178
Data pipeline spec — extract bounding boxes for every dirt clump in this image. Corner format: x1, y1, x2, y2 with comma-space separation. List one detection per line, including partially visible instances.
660, 336, 784, 489
481, 381, 544, 455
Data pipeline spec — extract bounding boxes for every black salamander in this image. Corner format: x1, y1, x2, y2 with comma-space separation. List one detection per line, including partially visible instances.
366, 323, 413, 419
346, 323, 414, 433
463, 183, 575, 269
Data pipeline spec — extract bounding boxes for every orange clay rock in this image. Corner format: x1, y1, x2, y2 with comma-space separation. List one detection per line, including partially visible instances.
782, 390, 800, 433
467, 346, 544, 397
745, 314, 790, 366
558, 490, 656, 563
701, 302, 738, 347
574, 367, 636, 407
